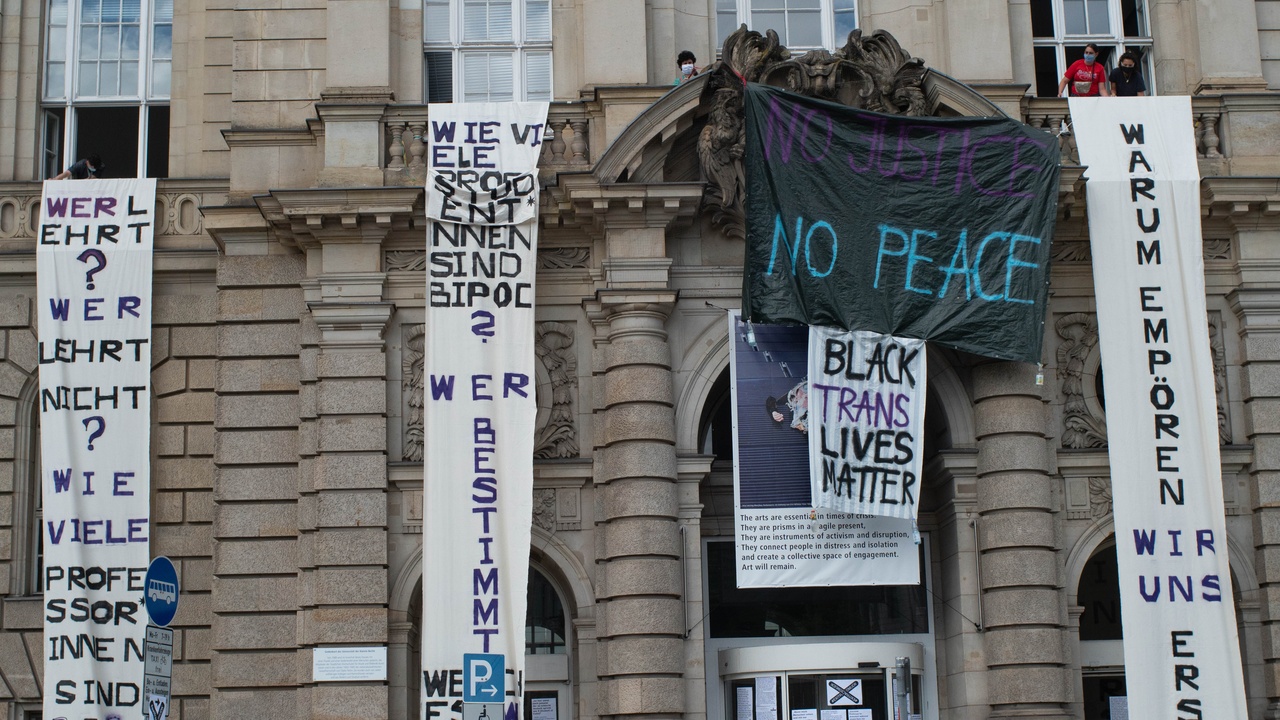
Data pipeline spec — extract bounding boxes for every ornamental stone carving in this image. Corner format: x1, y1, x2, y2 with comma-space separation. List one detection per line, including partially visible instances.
697, 25, 927, 240
401, 320, 579, 461
1056, 313, 1107, 449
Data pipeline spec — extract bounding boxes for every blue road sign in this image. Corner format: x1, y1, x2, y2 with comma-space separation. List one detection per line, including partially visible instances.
463, 653, 505, 703
144, 556, 180, 627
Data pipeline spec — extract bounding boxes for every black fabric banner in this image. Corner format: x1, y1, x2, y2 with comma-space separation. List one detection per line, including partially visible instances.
742, 83, 1061, 363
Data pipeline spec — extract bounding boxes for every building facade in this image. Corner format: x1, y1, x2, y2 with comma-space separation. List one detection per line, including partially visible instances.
0, 0, 1279, 719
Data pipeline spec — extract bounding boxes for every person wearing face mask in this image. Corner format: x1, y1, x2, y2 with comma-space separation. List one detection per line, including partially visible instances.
1109, 51, 1147, 97
674, 50, 700, 85
1057, 43, 1111, 97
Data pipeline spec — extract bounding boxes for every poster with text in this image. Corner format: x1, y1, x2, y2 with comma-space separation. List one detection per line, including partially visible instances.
1071, 95, 1246, 718
38, 178, 156, 719
808, 327, 925, 520
742, 83, 1059, 363
730, 313, 919, 588
422, 101, 548, 720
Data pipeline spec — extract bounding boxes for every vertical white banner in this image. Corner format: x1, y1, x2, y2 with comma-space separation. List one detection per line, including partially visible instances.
808, 327, 926, 521
422, 102, 548, 720
730, 315, 919, 588
1071, 96, 1246, 718
37, 178, 156, 719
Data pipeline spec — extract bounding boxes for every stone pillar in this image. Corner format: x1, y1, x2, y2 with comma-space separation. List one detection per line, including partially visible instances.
1190, 0, 1268, 92
928, 451, 989, 720
1229, 283, 1280, 719
297, 300, 393, 719
210, 241, 307, 718
972, 361, 1070, 719
590, 292, 685, 720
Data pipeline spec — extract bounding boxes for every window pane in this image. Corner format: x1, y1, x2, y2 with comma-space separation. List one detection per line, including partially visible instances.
833, 1, 856, 42
464, 0, 512, 42
791, 0, 820, 9
101, 0, 120, 23
151, 59, 170, 96
1086, 0, 1109, 33
101, 60, 119, 93
80, 26, 100, 59
121, 0, 141, 22
525, 51, 551, 100
46, 62, 66, 98
78, 61, 97, 95
153, 24, 171, 58
717, 11, 738, 45
147, 104, 169, 178
101, 25, 120, 59
756, 0, 785, 9
1122, 0, 1146, 37
81, 0, 101, 24
751, 9, 783, 34
49, 25, 67, 62
426, 50, 454, 102
50, 0, 69, 25
425, 0, 450, 44
153, 0, 172, 22
1063, 0, 1086, 34
525, 0, 550, 42
120, 59, 138, 95
488, 52, 513, 101
121, 24, 139, 58
75, 105, 139, 177
787, 9, 820, 47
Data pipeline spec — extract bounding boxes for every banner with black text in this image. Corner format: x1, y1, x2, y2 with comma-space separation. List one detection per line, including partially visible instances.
1071, 96, 1246, 718
808, 327, 925, 521
423, 101, 548, 720
38, 178, 156, 719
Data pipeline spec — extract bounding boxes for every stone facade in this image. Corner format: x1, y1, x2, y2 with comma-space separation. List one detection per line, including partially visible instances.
1, 0, 1279, 719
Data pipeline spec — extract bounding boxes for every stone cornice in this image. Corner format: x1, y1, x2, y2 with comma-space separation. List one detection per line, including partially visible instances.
545, 176, 703, 239
257, 187, 423, 251
1201, 176, 1280, 229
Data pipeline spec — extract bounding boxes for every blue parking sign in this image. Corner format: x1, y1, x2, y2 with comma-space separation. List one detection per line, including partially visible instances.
462, 653, 505, 702
144, 556, 180, 627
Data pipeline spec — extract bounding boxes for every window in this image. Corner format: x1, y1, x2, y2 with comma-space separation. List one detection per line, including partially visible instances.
526, 567, 567, 654
1030, 0, 1153, 97
424, 0, 552, 103
41, 0, 171, 178
716, 0, 857, 52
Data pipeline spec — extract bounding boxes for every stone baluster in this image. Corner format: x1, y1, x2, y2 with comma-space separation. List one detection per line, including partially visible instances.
408, 122, 426, 168
548, 119, 569, 165
570, 119, 589, 165
387, 122, 406, 169
1201, 112, 1222, 158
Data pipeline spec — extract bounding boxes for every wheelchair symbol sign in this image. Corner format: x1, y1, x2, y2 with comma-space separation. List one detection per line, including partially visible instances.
826, 678, 862, 706
463, 653, 505, 702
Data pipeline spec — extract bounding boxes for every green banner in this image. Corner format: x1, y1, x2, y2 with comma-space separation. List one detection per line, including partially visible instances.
743, 83, 1061, 363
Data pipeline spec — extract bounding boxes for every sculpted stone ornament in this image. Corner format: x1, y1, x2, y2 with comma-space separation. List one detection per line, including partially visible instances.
697, 25, 929, 239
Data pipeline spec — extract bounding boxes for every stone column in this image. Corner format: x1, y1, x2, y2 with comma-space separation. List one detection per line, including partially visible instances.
589, 292, 685, 720
1190, 0, 1268, 92
972, 361, 1070, 719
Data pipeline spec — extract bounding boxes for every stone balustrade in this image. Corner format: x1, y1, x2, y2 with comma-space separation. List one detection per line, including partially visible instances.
1022, 95, 1226, 166
383, 102, 592, 187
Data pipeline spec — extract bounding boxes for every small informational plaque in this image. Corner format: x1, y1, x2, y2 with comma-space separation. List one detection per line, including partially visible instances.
531, 696, 558, 720
791, 708, 817, 720
312, 646, 388, 682
847, 710, 873, 720
736, 687, 754, 720
820, 709, 847, 720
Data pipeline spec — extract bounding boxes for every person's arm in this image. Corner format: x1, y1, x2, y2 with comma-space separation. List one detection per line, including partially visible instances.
1058, 76, 1070, 97
1097, 66, 1111, 96
53, 169, 71, 180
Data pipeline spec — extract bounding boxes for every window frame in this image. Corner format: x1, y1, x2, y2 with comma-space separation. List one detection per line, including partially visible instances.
423, 0, 553, 103
1030, 0, 1155, 97
717, 0, 858, 53
40, 0, 172, 178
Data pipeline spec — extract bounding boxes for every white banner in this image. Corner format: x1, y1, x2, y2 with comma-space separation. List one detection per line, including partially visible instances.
808, 327, 925, 521
422, 102, 548, 720
37, 178, 156, 719
1071, 96, 1246, 718
730, 314, 919, 588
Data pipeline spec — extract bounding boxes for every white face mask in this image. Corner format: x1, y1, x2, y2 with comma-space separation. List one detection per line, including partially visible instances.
681, 63, 695, 74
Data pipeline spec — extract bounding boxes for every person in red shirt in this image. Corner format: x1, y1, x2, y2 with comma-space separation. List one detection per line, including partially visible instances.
1057, 44, 1111, 97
